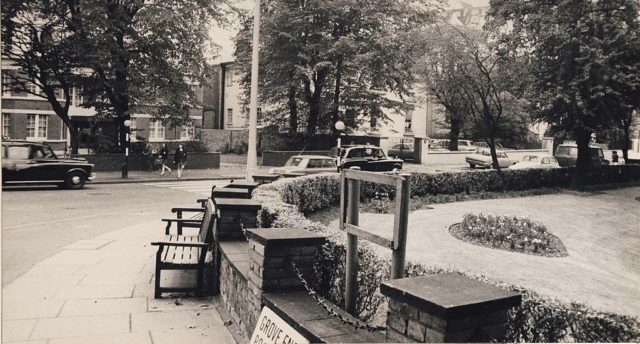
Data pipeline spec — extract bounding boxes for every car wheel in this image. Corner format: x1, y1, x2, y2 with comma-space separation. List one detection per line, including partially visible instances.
65, 171, 86, 189
469, 163, 475, 168
392, 165, 401, 172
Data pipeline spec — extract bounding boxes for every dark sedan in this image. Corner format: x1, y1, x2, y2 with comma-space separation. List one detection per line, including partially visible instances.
333, 146, 403, 172
2, 140, 95, 189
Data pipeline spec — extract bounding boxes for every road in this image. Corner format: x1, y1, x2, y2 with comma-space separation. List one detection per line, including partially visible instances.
1, 180, 225, 286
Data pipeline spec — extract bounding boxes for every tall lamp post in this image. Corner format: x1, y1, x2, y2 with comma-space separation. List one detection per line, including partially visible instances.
122, 118, 131, 179
335, 120, 345, 166
246, 0, 260, 181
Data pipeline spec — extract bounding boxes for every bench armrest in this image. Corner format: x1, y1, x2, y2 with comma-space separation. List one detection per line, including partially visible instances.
196, 198, 207, 207
171, 207, 205, 219
151, 241, 209, 248
161, 218, 201, 235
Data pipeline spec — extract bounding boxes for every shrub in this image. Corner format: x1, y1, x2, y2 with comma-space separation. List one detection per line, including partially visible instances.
254, 170, 640, 342
450, 213, 567, 257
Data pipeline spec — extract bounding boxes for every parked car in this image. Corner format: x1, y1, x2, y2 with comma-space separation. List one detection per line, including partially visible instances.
429, 139, 450, 151
268, 155, 337, 176
510, 154, 560, 170
2, 140, 95, 189
332, 145, 403, 172
457, 140, 479, 151
473, 141, 505, 150
465, 148, 515, 168
388, 143, 415, 161
554, 143, 610, 167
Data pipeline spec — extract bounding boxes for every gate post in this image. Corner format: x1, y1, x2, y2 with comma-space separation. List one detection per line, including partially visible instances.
345, 177, 360, 315
391, 174, 410, 279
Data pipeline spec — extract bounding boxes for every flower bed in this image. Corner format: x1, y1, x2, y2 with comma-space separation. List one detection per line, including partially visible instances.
253, 171, 640, 342
450, 213, 568, 257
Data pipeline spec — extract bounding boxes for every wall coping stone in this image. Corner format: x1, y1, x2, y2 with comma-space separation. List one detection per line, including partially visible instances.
263, 291, 386, 343
219, 241, 250, 278
216, 198, 262, 211
213, 187, 251, 198
245, 228, 326, 247
380, 273, 521, 318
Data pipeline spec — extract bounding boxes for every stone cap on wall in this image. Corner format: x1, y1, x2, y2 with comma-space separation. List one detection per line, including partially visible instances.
380, 273, 521, 318
215, 198, 262, 211
212, 187, 251, 199
245, 228, 326, 247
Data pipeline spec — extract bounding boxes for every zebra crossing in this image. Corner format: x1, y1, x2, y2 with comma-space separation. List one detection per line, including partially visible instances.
142, 179, 232, 196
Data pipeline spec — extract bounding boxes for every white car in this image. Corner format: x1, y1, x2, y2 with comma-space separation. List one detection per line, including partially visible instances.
510, 154, 560, 170
457, 140, 479, 151
268, 155, 337, 175
465, 149, 515, 168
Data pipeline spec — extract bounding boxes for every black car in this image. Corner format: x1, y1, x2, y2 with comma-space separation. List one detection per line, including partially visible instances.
2, 140, 95, 189
331, 145, 403, 172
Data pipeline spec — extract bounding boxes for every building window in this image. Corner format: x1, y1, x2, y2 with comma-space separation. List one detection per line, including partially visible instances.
27, 114, 48, 139
61, 122, 68, 140
149, 120, 165, 140
129, 118, 138, 141
181, 123, 195, 140
72, 87, 84, 106
227, 108, 233, 126
26, 82, 41, 96
2, 113, 10, 138
2, 71, 11, 96
225, 70, 233, 87
404, 119, 412, 132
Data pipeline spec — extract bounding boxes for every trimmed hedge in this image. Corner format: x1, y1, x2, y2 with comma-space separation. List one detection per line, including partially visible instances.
281, 165, 640, 214
253, 166, 640, 342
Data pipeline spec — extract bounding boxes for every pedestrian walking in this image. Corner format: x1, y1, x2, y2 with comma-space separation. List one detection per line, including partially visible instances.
159, 143, 172, 175
173, 144, 187, 179
611, 151, 619, 164
142, 140, 154, 171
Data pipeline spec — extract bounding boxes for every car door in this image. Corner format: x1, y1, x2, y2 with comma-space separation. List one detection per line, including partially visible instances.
29, 146, 65, 182
345, 148, 368, 170
367, 148, 392, 171
3, 145, 35, 182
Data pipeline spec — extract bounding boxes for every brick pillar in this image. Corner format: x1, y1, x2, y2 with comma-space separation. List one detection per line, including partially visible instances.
380, 273, 521, 343
215, 198, 261, 241
243, 228, 326, 333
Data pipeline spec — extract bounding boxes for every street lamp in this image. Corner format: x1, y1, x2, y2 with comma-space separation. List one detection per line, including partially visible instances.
335, 120, 346, 166
122, 118, 131, 179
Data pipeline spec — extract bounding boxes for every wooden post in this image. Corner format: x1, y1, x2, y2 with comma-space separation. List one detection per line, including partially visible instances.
391, 174, 410, 279
345, 177, 360, 315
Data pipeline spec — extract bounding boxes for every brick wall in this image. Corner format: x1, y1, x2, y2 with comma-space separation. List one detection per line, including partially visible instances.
200, 129, 248, 152
218, 246, 257, 335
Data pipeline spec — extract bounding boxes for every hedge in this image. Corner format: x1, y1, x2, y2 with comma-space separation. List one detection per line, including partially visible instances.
281, 165, 640, 214
253, 166, 640, 342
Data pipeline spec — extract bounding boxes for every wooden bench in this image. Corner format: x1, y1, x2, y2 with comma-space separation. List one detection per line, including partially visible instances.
151, 199, 217, 298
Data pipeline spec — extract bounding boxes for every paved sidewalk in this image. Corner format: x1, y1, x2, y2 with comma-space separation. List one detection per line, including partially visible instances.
2, 220, 238, 344
93, 163, 272, 184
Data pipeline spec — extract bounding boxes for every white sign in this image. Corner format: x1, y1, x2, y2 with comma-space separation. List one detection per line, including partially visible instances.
250, 306, 310, 344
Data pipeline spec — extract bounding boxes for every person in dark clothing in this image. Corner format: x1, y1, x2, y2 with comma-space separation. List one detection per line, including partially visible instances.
173, 144, 187, 178
159, 143, 172, 175
142, 141, 154, 171
611, 151, 619, 164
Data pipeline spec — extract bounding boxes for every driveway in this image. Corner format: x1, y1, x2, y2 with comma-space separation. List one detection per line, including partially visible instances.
329, 186, 640, 317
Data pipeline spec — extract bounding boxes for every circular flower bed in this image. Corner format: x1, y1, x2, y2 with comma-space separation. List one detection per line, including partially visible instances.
449, 213, 568, 257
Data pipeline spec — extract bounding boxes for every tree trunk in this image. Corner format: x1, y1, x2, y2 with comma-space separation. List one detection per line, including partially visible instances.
288, 86, 298, 134
304, 71, 326, 135
622, 119, 631, 162
70, 125, 79, 154
488, 135, 500, 171
447, 114, 462, 151
572, 128, 592, 189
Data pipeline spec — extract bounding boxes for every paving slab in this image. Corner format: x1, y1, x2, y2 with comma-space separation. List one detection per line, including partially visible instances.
148, 297, 217, 312
62, 239, 114, 250
37, 250, 107, 266
78, 272, 153, 286
48, 332, 152, 344
1, 319, 37, 342
59, 297, 148, 316
30, 314, 130, 340
131, 309, 224, 332
52, 284, 134, 300
2, 297, 65, 320
150, 327, 237, 344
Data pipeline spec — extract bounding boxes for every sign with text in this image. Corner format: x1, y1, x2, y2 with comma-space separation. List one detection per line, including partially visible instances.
250, 306, 310, 344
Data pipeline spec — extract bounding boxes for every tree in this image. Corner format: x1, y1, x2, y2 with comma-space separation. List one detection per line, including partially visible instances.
416, 23, 528, 168
2, 0, 83, 153
488, 0, 640, 187
234, 0, 435, 135
72, 0, 232, 148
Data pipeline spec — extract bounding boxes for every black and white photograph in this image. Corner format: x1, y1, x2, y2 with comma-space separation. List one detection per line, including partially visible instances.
2, 0, 640, 342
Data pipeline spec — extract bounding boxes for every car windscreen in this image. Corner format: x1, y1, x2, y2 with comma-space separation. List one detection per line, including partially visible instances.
556, 146, 578, 156
285, 157, 304, 167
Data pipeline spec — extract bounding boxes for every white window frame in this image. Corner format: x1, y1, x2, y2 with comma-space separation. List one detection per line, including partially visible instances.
2, 71, 11, 96
180, 122, 195, 141
26, 114, 48, 140
2, 113, 10, 138
225, 70, 233, 87
227, 108, 233, 126
60, 121, 68, 141
129, 118, 138, 142
149, 120, 165, 141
